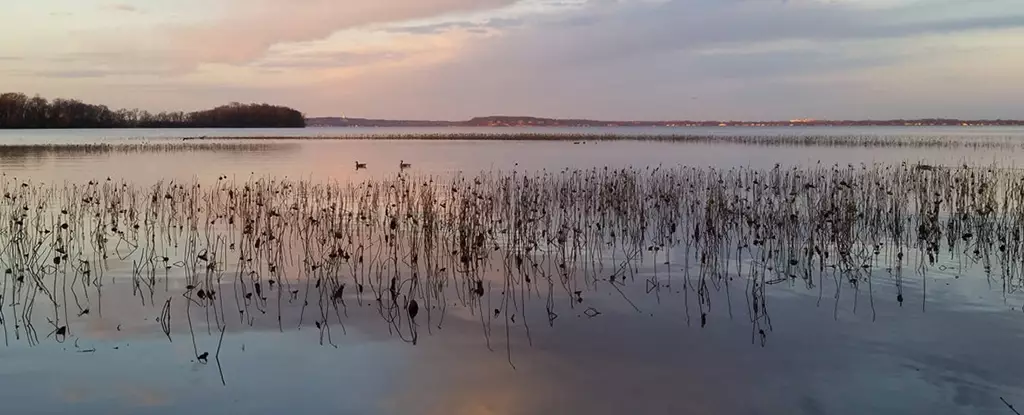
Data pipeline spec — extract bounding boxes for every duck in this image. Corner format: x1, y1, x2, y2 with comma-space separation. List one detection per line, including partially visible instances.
355, 161, 367, 170
399, 160, 411, 170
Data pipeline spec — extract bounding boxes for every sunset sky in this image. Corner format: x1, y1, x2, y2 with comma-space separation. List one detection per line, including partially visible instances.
2, 0, 1022, 119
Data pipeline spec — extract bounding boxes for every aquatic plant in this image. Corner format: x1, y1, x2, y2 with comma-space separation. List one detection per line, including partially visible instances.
0, 142, 296, 159
174, 133, 1024, 149
1, 161, 1023, 360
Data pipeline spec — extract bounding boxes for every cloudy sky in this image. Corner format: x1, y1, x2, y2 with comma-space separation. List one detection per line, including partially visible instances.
1, 0, 1022, 119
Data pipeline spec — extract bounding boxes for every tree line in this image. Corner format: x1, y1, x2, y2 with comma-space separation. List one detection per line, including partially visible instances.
0, 93, 305, 128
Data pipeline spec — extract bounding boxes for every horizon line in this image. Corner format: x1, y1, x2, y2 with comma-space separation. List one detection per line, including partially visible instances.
305, 115, 1024, 124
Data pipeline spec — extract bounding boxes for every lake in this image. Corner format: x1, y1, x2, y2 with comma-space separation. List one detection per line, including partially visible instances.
1, 127, 1023, 415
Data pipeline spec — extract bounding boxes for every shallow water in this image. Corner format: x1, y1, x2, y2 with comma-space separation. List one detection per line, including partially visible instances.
2, 127, 1024, 415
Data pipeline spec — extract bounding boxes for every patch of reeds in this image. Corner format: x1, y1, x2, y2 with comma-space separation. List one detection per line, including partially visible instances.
0, 142, 297, 159
2, 162, 1024, 359
170, 133, 1024, 148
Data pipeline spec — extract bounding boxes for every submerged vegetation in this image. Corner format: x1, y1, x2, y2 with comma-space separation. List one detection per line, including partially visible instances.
0, 92, 305, 129
1, 161, 1023, 363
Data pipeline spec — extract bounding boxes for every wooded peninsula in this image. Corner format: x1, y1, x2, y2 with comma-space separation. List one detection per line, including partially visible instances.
0, 93, 305, 128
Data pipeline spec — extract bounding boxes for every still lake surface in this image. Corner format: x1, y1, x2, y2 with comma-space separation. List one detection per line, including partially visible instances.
1, 126, 1024, 415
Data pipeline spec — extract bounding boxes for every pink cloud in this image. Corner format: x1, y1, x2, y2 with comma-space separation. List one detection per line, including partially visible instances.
108, 4, 140, 13
165, 0, 515, 65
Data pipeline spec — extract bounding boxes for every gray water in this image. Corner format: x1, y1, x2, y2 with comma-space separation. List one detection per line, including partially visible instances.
1, 127, 1023, 415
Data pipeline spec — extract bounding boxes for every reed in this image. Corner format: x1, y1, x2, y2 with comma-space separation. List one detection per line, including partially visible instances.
2, 162, 1023, 357
158, 133, 1024, 149
0, 142, 296, 159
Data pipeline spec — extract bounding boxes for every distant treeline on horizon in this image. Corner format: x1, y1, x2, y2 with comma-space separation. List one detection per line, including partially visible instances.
308, 115, 1024, 127
0, 93, 305, 129
3, 92, 1021, 130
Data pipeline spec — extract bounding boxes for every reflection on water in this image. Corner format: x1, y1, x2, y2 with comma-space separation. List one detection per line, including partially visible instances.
0, 137, 1021, 185
3, 281, 1022, 415
2, 130, 1024, 415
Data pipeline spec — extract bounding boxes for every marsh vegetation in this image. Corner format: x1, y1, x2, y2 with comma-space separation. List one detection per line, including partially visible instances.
2, 160, 1023, 363
164, 132, 1024, 149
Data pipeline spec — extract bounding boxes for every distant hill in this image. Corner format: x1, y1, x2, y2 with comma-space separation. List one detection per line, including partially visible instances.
307, 115, 1024, 127
306, 117, 458, 127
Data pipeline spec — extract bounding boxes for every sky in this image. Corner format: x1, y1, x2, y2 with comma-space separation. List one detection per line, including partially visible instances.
1, 0, 1023, 120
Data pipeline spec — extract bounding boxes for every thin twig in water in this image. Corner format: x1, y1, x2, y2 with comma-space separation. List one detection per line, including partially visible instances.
1002, 397, 1022, 415
215, 325, 227, 386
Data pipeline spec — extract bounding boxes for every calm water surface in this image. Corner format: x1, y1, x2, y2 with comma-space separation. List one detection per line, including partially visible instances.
0, 127, 1023, 415
2, 126, 1024, 183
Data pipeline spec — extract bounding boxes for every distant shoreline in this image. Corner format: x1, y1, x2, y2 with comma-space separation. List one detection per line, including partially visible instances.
8, 122, 1024, 129
306, 116, 1024, 128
